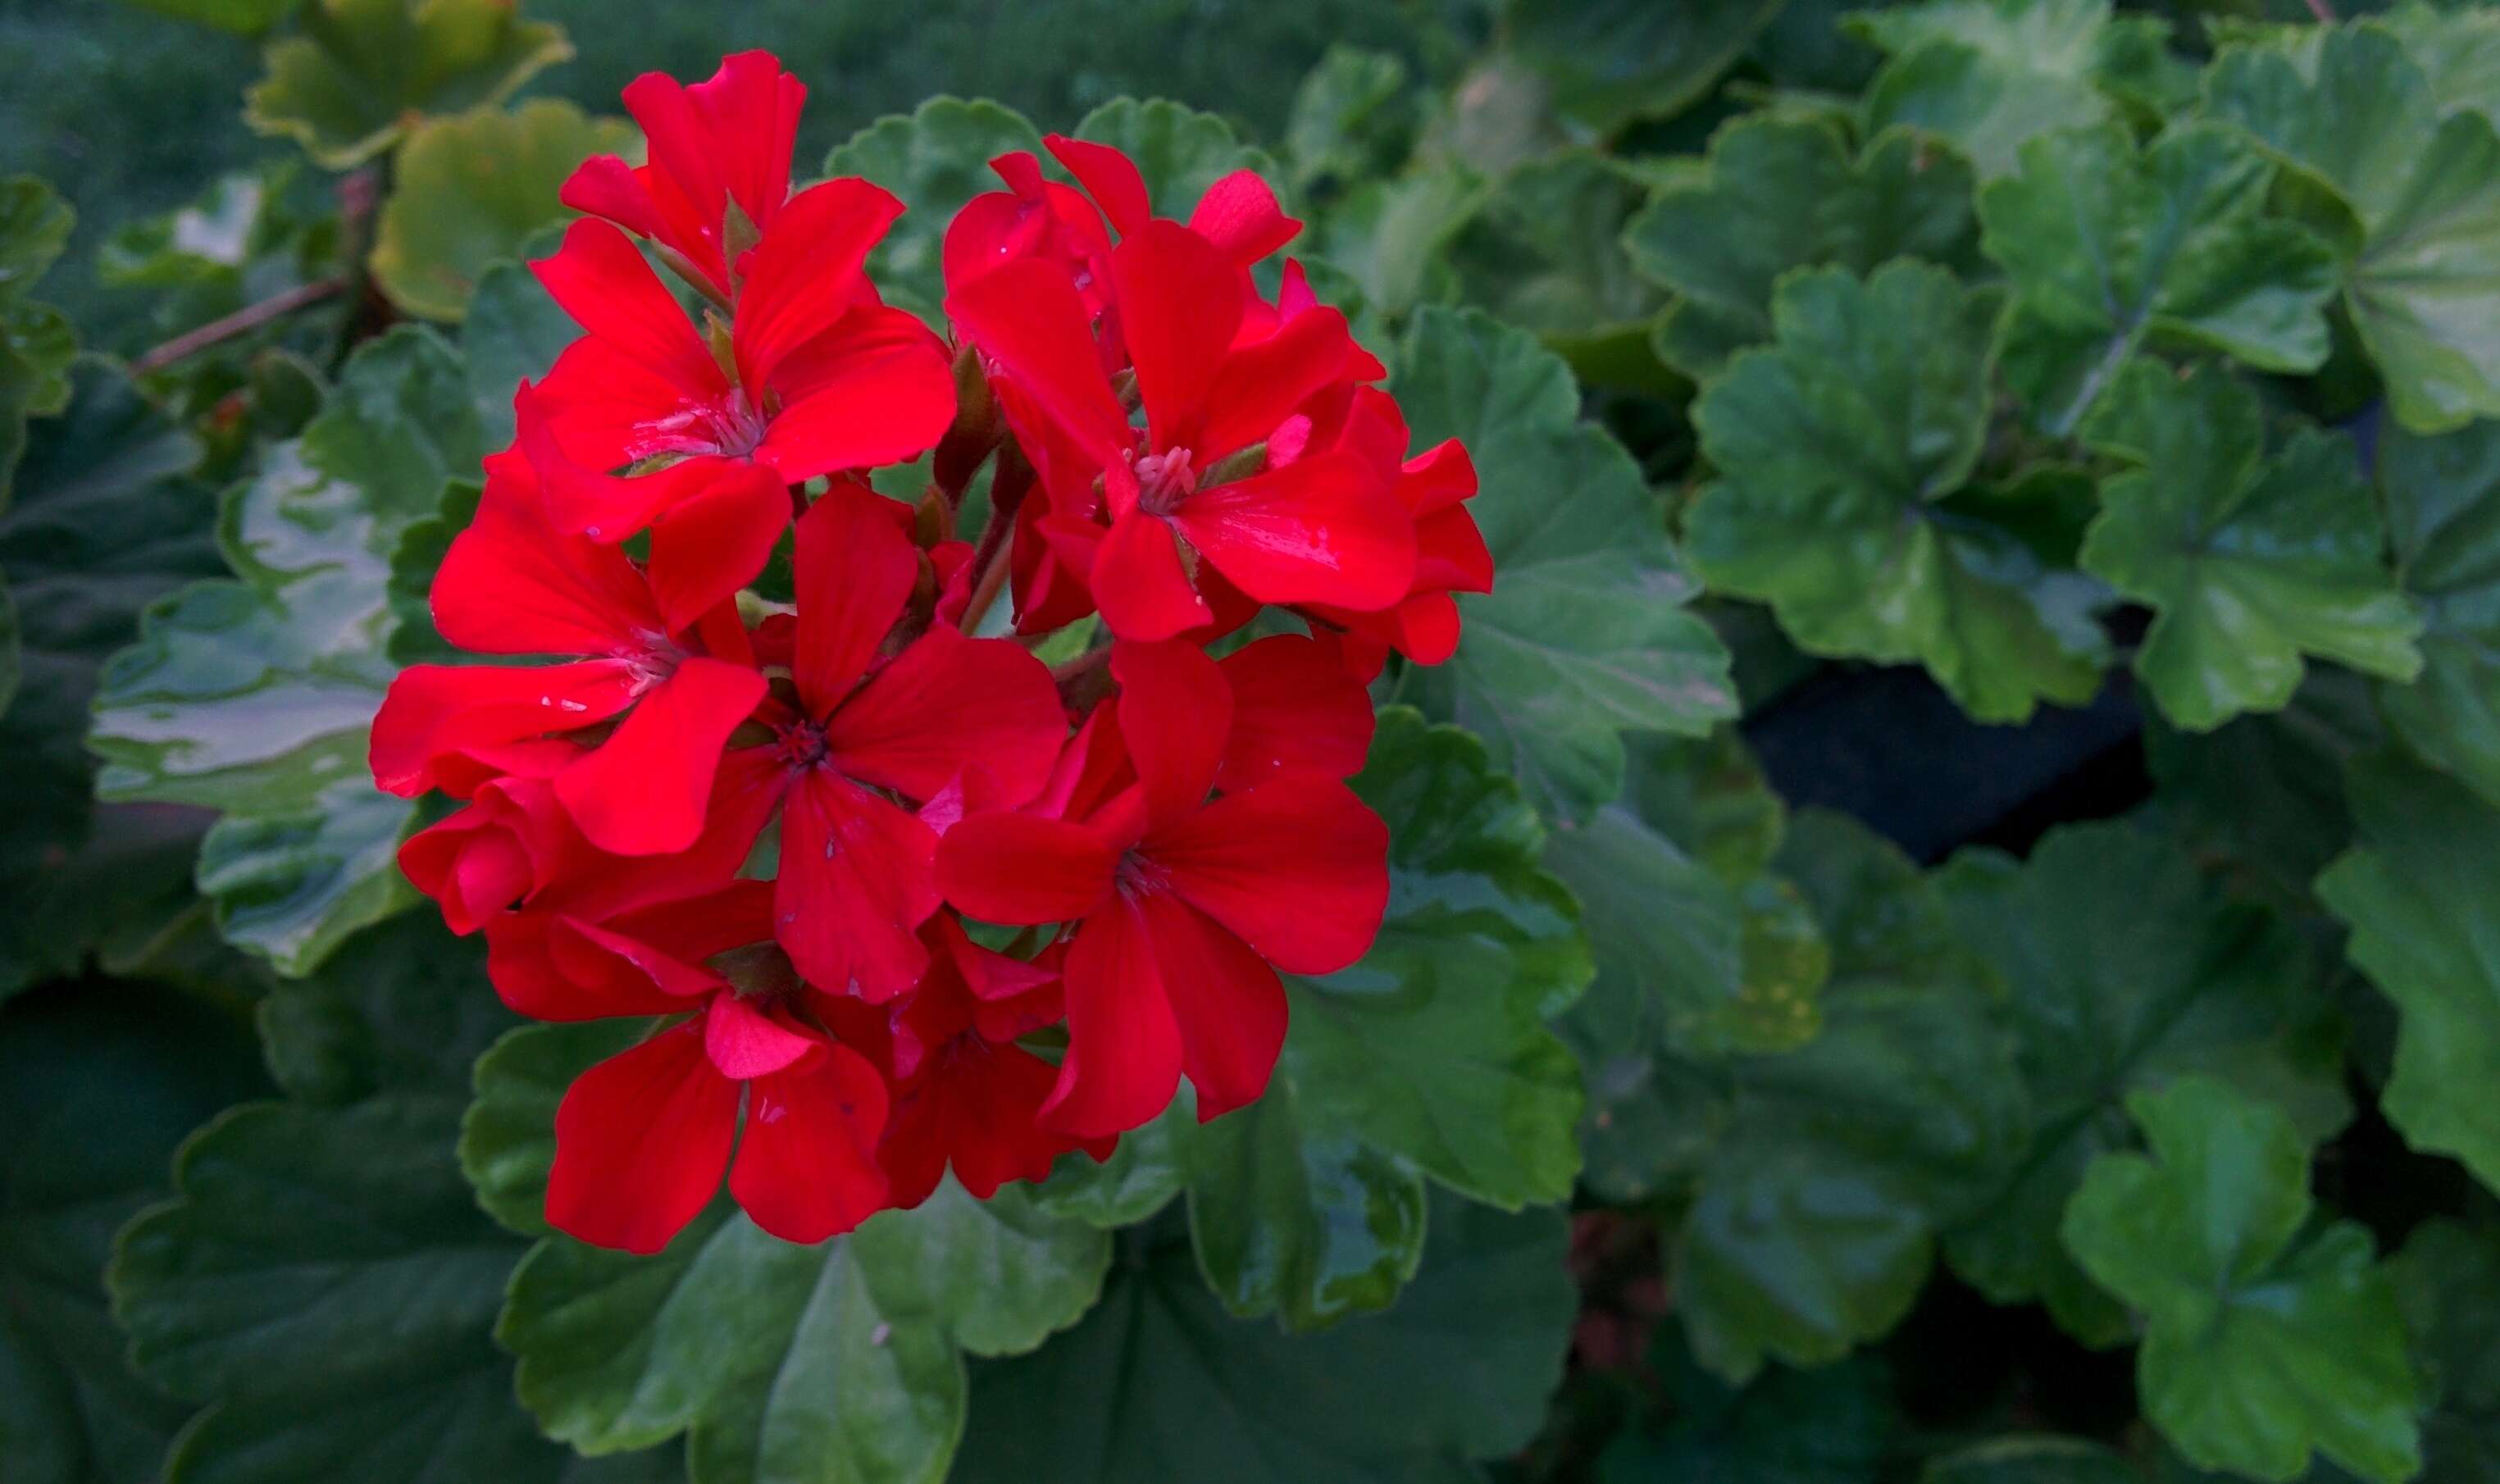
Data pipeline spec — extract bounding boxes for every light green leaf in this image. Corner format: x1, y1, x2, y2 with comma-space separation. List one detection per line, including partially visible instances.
1069, 98, 1284, 220
2376, 418, 2500, 808
1, 175, 76, 500
1394, 307, 1735, 822
825, 98, 1047, 330
373, 100, 636, 322
2061, 1077, 2423, 1484
0, 361, 226, 999
0, 986, 268, 1484
89, 329, 490, 974
462, 252, 577, 444
1501, 0, 1783, 139
0, 175, 72, 305
2203, 25, 2500, 434
112, 0, 304, 34
1446, 152, 1666, 392
1689, 260, 2107, 722
2316, 750, 2500, 1198
2079, 359, 2420, 731
1626, 116, 1981, 380
1979, 122, 2336, 435
1304, 170, 1481, 321
244, 0, 573, 169
1598, 1328, 1893, 1484
950, 1196, 1573, 1484
2382, 2, 2500, 133
1282, 46, 1410, 198
1937, 822, 2351, 1350
1851, 0, 2168, 177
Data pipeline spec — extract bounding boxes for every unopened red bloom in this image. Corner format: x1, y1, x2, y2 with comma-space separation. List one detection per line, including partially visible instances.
936, 641, 1387, 1136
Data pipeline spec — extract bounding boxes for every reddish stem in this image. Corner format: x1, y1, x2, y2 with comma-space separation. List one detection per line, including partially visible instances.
131, 278, 347, 375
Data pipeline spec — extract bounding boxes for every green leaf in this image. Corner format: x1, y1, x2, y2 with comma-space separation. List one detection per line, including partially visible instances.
2376, 417, 2500, 808
2387, 1218, 2500, 1480
95, 166, 341, 388
2203, 25, 2500, 434
1069, 98, 1284, 220
1393, 307, 1735, 822
2316, 750, 2500, 1198
1922, 1438, 2145, 1484
373, 100, 636, 322
2079, 359, 2420, 731
1851, 0, 2161, 178
244, 0, 573, 169
1978, 122, 2337, 435
0, 986, 268, 1484
825, 98, 1046, 330
462, 252, 577, 445
0, 361, 227, 999
0, 175, 72, 305
2061, 1077, 2423, 1484
1282, 46, 1410, 198
1501, 0, 1783, 139
1689, 260, 2107, 722
1625, 116, 1981, 381
2381, 2, 2500, 134
1936, 822, 2351, 1349
949, 1196, 1573, 1484
1, 175, 76, 500
1445, 152, 1665, 392
1304, 170, 1481, 321
112, 0, 304, 34
1599, 1327, 1893, 1484
89, 329, 490, 974
1670, 812, 2028, 1382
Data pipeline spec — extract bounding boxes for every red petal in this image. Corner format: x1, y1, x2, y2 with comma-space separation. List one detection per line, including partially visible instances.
935, 813, 1122, 924
1091, 510, 1212, 642
1109, 640, 1230, 830
1196, 306, 1353, 460
732, 179, 905, 393
1414, 502, 1495, 595
827, 626, 1067, 804
547, 1022, 738, 1254
1039, 898, 1182, 1138
945, 259, 1132, 462
645, 464, 790, 633
756, 306, 956, 480
939, 913, 1060, 1002
1170, 451, 1415, 612
1391, 592, 1464, 666
556, 658, 766, 855
1145, 776, 1389, 974
773, 770, 937, 1000
435, 444, 665, 654
730, 1042, 891, 1244
531, 336, 699, 471
551, 917, 726, 1002
704, 992, 821, 1079
1217, 634, 1374, 790
370, 661, 639, 798
683, 52, 804, 230
790, 483, 918, 716
1043, 134, 1151, 236
1130, 890, 1286, 1121
531, 219, 727, 401
1109, 221, 1241, 453
1188, 170, 1300, 267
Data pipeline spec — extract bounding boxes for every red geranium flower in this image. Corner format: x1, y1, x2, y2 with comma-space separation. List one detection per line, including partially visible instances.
935, 641, 1388, 1137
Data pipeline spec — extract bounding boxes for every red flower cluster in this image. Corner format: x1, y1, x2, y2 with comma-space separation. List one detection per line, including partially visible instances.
369, 52, 1490, 1254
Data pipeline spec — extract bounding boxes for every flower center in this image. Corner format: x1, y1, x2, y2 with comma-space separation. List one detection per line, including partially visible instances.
626, 389, 770, 462
775, 717, 832, 771
1134, 447, 1196, 516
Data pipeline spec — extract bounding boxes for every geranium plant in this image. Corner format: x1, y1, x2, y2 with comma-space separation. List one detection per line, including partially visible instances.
7, 2, 2500, 1483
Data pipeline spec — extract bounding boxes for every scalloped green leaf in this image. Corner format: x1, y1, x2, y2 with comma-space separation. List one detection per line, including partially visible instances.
1936, 822, 2351, 1350
1852, 0, 2166, 177
1393, 307, 1735, 823
2203, 25, 2500, 434
2, 175, 77, 502
1282, 46, 1411, 198
373, 100, 635, 322
244, 0, 573, 169
1069, 98, 1284, 220
1500, 0, 1783, 139
89, 329, 490, 974
462, 251, 577, 445
2062, 1077, 2422, 1484
2387, 1218, 2500, 1479
1979, 122, 2336, 435
950, 1196, 1573, 1484
2376, 418, 2500, 808
825, 98, 1047, 330
0, 986, 268, 1484
2079, 360, 2420, 731
2317, 751, 2500, 1198
1689, 261, 2107, 723
1445, 151, 1665, 393
1625, 116, 1981, 381
0, 361, 227, 1000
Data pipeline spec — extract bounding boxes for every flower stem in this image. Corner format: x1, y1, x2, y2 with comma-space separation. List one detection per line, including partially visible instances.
131, 277, 348, 376
959, 517, 1016, 632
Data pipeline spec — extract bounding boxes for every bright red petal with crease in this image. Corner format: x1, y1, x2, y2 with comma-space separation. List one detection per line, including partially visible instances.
621, 72, 729, 249
371, 661, 638, 797
924, 1047, 1071, 1202
485, 912, 697, 1021
1188, 170, 1300, 266
1145, 775, 1390, 974
434, 447, 663, 654
1043, 134, 1151, 235
556, 658, 766, 855
531, 336, 699, 471
531, 219, 726, 399
935, 813, 1121, 924
1040, 899, 1183, 1139
756, 307, 955, 480
1415, 503, 1496, 594
790, 483, 918, 716
550, 917, 724, 1002
520, 391, 729, 543
774, 770, 937, 1000
1172, 452, 1415, 612
1130, 890, 1286, 1121
704, 993, 821, 1079
1109, 221, 1241, 453
1091, 511, 1210, 642
1392, 592, 1464, 666
732, 179, 904, 391
1401, 437, 1478, 517
547, 1022, 738, 1254
945, 260, 1132, 461
686, 51, 804, 227
1217, 634, 1373, 790
1195, 307, 1353, 460
731, 1042, 890, 1243
827, 626, 1065, 803
646, 465, 790, 632
1109, 640, 1229, 829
